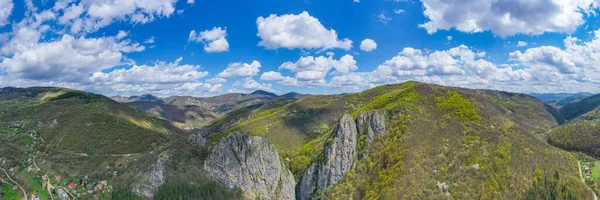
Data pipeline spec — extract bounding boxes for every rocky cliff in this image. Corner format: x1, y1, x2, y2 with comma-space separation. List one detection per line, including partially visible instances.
204, 131, 295, 199
132, 153, 168, 198
298, 112, 386, 200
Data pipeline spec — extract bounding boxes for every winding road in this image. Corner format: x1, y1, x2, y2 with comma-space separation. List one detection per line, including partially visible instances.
0, 167, 27, 199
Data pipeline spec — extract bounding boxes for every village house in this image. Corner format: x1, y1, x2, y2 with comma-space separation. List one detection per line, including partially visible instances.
68, 183, 76, 189
31, 194, 40, 200
55, 175, 61, 181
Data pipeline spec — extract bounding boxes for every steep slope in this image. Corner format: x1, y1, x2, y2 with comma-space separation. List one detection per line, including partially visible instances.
223, 82, 593, 199
204, 132, 295, 199
0, 87, 186, 199
560, 93, 600, 120
550, 107, 600, 157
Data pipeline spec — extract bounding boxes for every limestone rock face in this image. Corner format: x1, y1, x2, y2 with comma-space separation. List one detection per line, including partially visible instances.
132, 153, 168, 198
187, 133, 207, 147
298, 114, 358, 200
298, 111, 387, 200
204, 131, 295, 200
356, 110, 386, 143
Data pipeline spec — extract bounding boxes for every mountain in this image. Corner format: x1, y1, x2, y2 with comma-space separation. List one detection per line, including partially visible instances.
550, 107, 600, 157
279, 92, 307, 99
212, 82, 593, 199
531, 92, 594, 109
250, 90, 278, 98
1, 83, 597, 200
560, 93, 600, 120
111, 94, 165, 103
0, 87, 193, 199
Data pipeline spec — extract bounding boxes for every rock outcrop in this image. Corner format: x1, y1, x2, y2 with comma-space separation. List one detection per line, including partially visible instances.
298, 114, 358, 200
187, 133, 207, 147
356, 110, 386, 143
132, 153, 168, 198
204, 131, 295, 200
298, 112, 387, 200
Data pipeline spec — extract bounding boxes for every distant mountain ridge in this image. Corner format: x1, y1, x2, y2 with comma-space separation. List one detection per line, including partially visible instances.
111, 90, 306, 130
530, 92, 594, 108
559, 93, 600, 120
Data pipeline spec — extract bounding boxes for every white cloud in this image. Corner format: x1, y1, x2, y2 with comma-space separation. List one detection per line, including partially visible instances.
280, 55, 358, 81
144, 36, 155, 44
187, 0, 194, 4
260, 71, 285, 81
378, 13, 391, 24
354, 0, 360, 2
509, 30, 600, 88
206, 77, 227, 84
360, 39, 377, 52
419, 0, 599, 37
116, 30, 128, 39
89, 57, 208, 84
256, 11, 352, 50
0, 0, 13, 27
447, 36, 453, 41
394, 9, 405, 14
53, 0, 178, 34
329, 45, 531, 92
232, 77, 274, 92
0, 33, 144, 82
189, 27, 229, 53
217, 60, 261, 78
517, 41, 528, 47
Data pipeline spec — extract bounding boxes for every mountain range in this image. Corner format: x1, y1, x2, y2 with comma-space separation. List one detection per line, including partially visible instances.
0, 83, 600, 199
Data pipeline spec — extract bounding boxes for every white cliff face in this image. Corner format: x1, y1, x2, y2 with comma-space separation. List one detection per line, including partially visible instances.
298, 111, 386, 200
132, 153, 168, 198
204, 131, 295, 200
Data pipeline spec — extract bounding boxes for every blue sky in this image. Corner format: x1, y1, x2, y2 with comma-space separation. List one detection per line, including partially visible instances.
0, 0, 600, 96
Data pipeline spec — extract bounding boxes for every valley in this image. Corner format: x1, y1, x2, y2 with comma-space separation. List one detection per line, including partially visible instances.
1, 82, 600, 199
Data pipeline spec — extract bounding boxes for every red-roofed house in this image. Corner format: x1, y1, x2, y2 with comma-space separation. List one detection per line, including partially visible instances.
68, 183, 76, 189
55, 175, 61, 181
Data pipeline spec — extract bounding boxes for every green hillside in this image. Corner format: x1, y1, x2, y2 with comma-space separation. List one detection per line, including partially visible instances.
219, 82, 593, 199
0, 87, 187, 199
560, 93, 600, 120
550, 107, 600, 157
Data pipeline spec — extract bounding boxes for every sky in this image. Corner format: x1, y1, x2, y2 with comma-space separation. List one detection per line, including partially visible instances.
0, 0, 600, 97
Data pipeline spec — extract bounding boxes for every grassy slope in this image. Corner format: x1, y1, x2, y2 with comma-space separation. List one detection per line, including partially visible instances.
218, 82, 591, 199
560, 93, 600, 120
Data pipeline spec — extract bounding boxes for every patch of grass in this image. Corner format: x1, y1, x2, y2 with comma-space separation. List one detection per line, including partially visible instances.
592, 162, 600, 181
0, 183, 21, 200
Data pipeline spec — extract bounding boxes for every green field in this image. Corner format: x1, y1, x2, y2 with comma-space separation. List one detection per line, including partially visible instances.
592, 162, 600, 180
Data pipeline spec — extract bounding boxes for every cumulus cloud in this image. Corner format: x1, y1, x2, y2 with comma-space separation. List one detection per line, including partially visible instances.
256, 11, 352, 50
517, 41, 528, 47
509, 30, 600, 87
0, 0, 14, 27
360, 39, 377, 52
0, 33, 144, 82
419, 0, 599, 37
189, 27, 229, 53
89, 57, 208, 84
144, 36, 155, 44
260, 71, 285, 81
53, 0, 178, 34
394, 9, 405, 14
232, 77, 274, 92
217, 60, 261, 78
329, 45, 531, 92
280, 55, 357, 81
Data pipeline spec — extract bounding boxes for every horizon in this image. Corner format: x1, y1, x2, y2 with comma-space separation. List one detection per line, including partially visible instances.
1, 0, 600, 96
